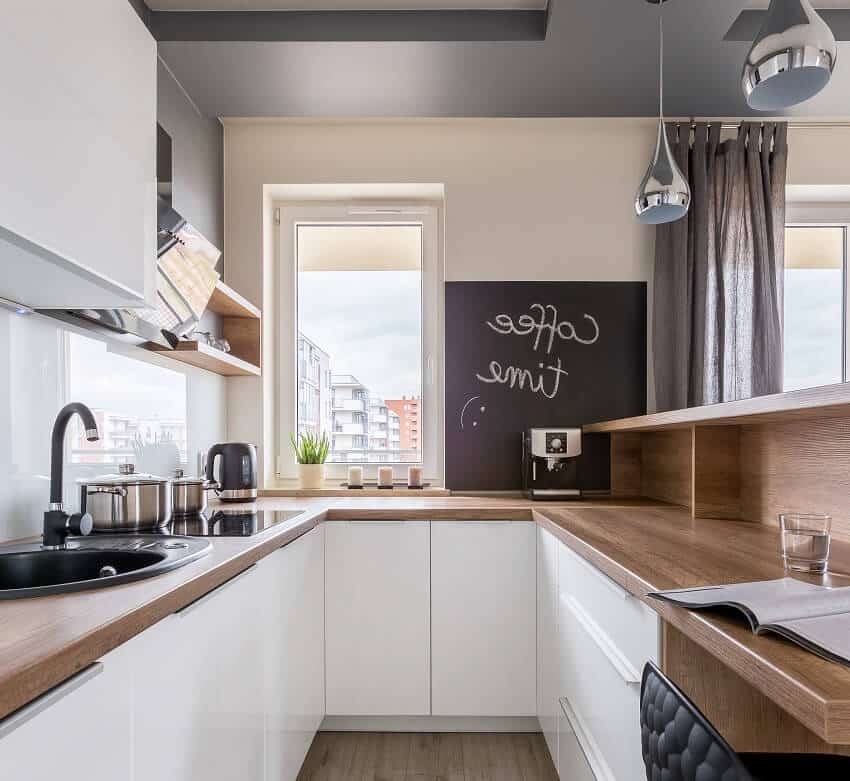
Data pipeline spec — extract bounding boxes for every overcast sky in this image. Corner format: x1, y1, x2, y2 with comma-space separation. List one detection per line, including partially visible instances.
299, 270, 421, 400
784, 268, 843, 391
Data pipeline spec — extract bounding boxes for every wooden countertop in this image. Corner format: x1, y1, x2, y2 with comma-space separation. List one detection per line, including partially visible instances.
3, 496, 850, 745
536, 505, 850, 744
0, 499, 329, 725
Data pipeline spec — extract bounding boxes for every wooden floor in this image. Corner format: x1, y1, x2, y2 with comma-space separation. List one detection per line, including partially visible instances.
296, 732, 559, 781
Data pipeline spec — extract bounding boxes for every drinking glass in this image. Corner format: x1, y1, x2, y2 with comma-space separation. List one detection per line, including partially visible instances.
780, 513, 832, 573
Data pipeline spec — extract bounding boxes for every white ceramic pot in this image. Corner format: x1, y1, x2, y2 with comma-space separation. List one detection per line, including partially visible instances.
297, 463, 326, 490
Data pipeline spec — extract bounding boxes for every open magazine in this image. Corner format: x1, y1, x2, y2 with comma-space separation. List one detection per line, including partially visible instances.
649, 578, 850, 666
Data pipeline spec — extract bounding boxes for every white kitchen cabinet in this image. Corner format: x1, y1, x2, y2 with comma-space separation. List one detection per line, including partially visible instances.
0, 633, 136, 780
431, 521, 536, 716
325, 521, 431, 716
537, 526, 560, 765
0, 0, 156, 309
261, 526, 325, 781
134, 564, 266, 781
557, 542, 659, 781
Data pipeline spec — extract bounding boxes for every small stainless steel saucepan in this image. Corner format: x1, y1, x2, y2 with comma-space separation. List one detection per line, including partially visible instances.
79, 464, 172, 532
172, 468, 219, 516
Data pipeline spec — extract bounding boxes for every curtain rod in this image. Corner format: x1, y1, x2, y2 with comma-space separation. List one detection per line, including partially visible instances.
678, 120, 850, 130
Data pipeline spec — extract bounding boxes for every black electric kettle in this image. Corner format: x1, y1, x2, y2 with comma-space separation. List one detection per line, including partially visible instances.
206, 443, 258, 502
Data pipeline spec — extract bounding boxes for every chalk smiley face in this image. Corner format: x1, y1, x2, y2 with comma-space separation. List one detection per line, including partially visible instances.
460, 395, 487, 430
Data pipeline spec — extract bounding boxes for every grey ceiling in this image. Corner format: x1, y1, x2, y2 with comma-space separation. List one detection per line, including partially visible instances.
155, 0, 850, 118
149, 1, 548, 9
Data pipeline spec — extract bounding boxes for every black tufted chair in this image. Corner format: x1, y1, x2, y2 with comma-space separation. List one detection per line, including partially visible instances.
640, 662, 850, 781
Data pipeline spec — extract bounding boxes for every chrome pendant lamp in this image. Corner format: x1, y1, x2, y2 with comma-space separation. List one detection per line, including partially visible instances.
635, 0, 690, 226
743, 0, 837, 111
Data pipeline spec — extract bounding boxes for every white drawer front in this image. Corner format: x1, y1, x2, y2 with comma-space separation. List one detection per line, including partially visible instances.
558, 542, 658, 679
559, 591, 650, 781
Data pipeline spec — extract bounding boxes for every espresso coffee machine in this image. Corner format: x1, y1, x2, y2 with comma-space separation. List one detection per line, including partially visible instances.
522, 428, 582, 500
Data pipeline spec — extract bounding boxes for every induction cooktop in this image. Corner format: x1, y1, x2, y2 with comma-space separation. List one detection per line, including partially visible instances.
166, 509, 304, 537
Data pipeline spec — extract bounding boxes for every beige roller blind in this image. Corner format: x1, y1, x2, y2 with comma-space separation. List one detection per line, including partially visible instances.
297, 225, 421, 272
785, 226, 844, 270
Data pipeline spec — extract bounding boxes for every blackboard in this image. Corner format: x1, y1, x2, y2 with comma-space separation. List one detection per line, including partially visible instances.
445, 281, 647, 491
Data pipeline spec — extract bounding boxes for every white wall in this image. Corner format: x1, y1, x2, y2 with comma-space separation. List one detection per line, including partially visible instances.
221, 118, 850, 485
224, 118, 657, 295
787, 127, 850, 186
0, 310, 226, 543
223, 118, 660, 482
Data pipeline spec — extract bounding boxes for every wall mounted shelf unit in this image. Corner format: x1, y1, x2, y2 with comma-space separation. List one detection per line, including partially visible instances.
586, 383, 850, 542
145, 280, 262, 377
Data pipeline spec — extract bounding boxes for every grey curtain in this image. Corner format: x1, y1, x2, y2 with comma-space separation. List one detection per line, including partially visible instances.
653, 121, 788, 411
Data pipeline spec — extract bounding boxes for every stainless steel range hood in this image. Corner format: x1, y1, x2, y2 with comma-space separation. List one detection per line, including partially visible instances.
48, 126, 221, 349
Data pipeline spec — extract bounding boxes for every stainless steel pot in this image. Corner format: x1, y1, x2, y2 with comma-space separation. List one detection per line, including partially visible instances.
79, 464, 172, 532
172, 469, 219, 516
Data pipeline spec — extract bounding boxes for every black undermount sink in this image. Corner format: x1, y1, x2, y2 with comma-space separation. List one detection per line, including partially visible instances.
0, 535, 212, 599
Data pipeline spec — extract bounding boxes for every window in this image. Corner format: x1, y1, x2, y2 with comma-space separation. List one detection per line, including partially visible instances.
297, 223, 421, 464
279, 204, 443, 482
65, 332, 187, 467
783, 226, 847, 391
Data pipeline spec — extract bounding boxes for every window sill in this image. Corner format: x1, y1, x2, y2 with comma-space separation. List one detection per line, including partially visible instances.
261, 482, 449, 498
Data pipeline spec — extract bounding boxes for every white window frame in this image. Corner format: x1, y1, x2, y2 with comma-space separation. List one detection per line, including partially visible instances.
784, 217, 850, 387
277, 203, 444, 484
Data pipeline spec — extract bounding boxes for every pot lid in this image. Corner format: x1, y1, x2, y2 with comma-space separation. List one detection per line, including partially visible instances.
78, 463, 169, 486
172, 467, 208, 486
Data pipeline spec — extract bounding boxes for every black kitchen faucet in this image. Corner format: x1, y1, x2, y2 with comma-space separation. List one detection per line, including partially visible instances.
42, 402, 98, 549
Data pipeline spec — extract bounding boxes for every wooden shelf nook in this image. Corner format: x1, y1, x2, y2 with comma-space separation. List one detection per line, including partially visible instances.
145, 280, 262, 377
146, 340, 260, 376
590, 383, 850, 542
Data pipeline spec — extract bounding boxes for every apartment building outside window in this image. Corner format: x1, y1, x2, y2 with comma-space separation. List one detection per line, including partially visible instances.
279, 204, 443, 483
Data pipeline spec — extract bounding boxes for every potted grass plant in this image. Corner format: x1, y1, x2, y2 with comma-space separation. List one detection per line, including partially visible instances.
290, 431, 330, 489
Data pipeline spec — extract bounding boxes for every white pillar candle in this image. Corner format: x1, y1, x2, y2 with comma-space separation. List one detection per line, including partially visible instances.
408, 466, 423, 488
348, 466, 363, 488
378, 466, 394, 487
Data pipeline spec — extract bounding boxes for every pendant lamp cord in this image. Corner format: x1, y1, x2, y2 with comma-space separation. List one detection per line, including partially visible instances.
659, 2, 664, 120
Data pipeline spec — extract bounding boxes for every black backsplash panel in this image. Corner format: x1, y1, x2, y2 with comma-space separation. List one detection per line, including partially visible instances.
444, 281, 647, 491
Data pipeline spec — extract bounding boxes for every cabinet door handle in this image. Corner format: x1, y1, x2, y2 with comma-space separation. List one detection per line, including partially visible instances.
0, 663, 104, 740
559, 696, 614, 781
177, 564, 258, 618
278, 524, 319, 550
568, 548, 632, 601
337, 520, 421, 526
438, 520, 514, 525
561, 594, 641, 685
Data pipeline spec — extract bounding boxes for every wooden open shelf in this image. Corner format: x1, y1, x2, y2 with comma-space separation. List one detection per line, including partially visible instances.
146, 340, 260, 376
590, 382, 850, 542
585, 383, 850, 433
207, 279, 261, 319
144, 280, 262, 377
